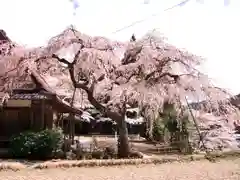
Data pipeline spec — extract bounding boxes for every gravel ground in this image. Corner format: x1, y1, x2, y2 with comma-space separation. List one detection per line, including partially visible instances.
0, 159, 240, 180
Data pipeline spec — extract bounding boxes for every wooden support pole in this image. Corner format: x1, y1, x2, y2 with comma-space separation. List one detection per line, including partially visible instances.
56, 113, 60, 127
185, 97, 207, 151
69, 74, 80, 144
30, 107, 34, 128
46, 104, 53, 129
41, 99, 45, 130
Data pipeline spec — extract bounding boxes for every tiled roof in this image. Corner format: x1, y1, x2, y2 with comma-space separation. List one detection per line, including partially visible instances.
0, 30, 10, 42
10, 93, 50, 100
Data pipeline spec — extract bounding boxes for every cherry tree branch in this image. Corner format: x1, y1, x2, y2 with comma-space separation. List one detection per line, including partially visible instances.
52, 51, 123, 122
121, 46, 143, 65
144, 56, 198, 83
145, 72, 180, 83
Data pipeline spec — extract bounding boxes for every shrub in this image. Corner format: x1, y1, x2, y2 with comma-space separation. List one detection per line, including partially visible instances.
92, 150, 104, 159
9, 131, 36, 158
103, 146, 117, 159
152, 118, 164, 141
9, 128, 63, 160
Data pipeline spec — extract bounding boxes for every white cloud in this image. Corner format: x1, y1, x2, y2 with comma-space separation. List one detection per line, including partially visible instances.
0, 0, 239, 94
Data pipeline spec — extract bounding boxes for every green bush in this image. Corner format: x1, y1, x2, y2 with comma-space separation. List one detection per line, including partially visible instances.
92, 150, 104, 159
103, 146, 117, 159
152, 118, 164, 141
9, 128, 63, 160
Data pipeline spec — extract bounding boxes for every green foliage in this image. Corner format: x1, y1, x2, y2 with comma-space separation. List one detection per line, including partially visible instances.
161, 102, 179, 133
9, 128, 63, 160
92, 150, 104, 159
152, 102, 192, 151
103, 146, 117, 159
152, 102, 179, 142
180, 114, 190, 134
9, 131, 36, 158
152, 117, 165, 141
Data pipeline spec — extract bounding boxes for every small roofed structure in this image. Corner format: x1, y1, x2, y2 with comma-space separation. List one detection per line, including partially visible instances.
0, 29, 10, 42
55, 106, 146, 136
0, 90, 53, 138
0, 88, 83, 139
63, 107, 146, 136
0, 62, 83, 143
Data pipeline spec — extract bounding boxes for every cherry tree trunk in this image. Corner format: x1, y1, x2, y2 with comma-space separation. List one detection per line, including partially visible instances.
116, 116, 130, 158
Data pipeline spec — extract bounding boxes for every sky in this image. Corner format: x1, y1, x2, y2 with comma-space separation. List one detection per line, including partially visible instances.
0, 0, 240, 94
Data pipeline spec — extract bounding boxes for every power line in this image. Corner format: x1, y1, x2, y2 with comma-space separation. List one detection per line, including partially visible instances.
111, 0, 192, 34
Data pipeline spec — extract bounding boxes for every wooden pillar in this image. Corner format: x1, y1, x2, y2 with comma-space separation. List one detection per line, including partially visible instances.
56, 112, 61, 127
45, 104, 53, 129
31, 100, 37, 131
41, 99, 45, 130
30, 108, 34, 128
69, 113, 75, 144
60, 113, 64, 129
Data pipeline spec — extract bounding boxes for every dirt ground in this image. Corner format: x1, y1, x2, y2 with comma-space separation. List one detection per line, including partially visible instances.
0, 159, 239, 180
76, 136, 178, 154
